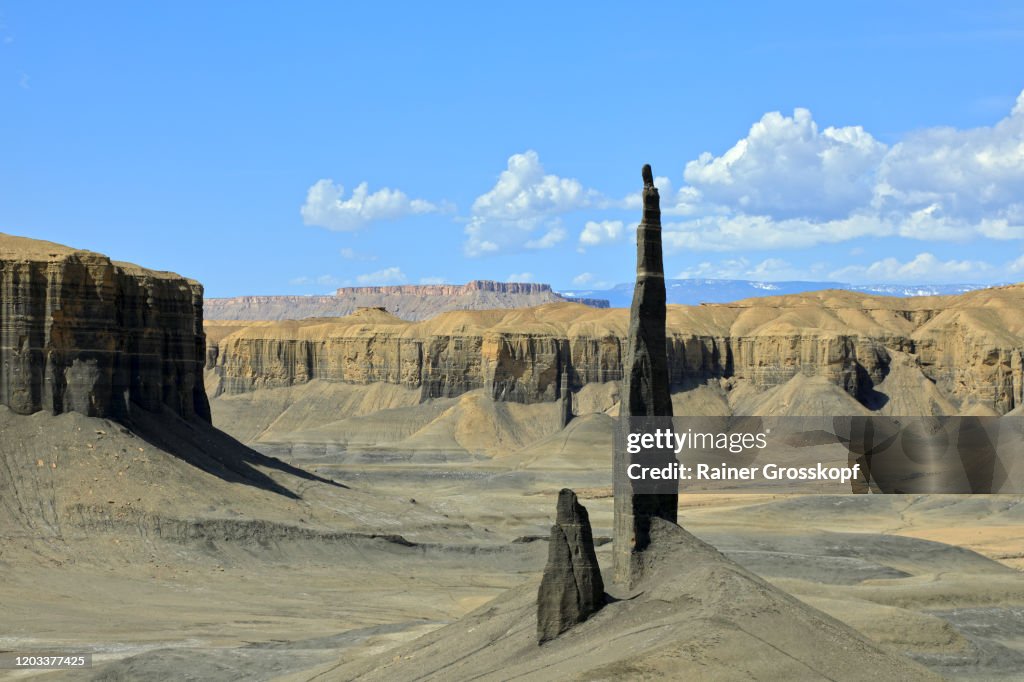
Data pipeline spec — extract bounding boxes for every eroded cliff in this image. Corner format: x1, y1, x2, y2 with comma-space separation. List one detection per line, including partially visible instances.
0, 233, 210, 421
206, 285, 1024, 415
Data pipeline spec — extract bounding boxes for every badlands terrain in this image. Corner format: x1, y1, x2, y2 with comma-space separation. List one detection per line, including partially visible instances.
3, 233, 1024, 680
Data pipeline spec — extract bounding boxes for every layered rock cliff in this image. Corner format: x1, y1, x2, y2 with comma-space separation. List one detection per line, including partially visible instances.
0, 233, 210, 421
206, 285, 1024, 415
205, 280, 610, 321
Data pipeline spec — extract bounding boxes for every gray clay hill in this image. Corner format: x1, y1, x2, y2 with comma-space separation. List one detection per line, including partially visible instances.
324, 518, 938, 681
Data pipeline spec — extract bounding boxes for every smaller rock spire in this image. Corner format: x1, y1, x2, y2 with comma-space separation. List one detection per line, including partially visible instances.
537, 489, 605, 643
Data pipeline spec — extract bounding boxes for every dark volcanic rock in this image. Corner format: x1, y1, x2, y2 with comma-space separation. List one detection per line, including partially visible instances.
537, 488, 604, 644
0, 233, 210, 422
613, 165, 678, 586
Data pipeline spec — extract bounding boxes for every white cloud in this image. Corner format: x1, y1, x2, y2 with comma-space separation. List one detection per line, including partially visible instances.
356, 266, 407, 285
671, 251, 1024, 285
829, 253, 992, 283
660, 90, 1024, 251
419, 276, 446, 285
875, 90, 1024, 224
579, 220, 625, 247
662, 212, 891, 253
340, 247, 377, 261
472, 150, 597, 219
301, 179, 439, 231
462, 226, 500, 256
684, 108, 886, 220
622, 176, 669, 205
464, 150, 601, 256
621, 177, 704, 216
676, 258, 750, 279
572, 272, 594, 285
675, 257, 811, 281
289, 274, 350, 288
507, 272, 534, 282
567, 272, 614, 289
748, 258, 800, 279
525, 225, 567, 249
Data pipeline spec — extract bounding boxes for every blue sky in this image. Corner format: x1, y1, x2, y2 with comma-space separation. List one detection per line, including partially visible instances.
2, 2, 1024, 297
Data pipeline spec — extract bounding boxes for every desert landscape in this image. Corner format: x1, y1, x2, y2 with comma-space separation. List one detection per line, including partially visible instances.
5, 3, 1024, 678
4, 195, 1024, 682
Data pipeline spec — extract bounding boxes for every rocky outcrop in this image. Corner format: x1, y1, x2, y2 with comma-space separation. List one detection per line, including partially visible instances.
206, 286, 1024, 415
537, 489, 604, 644
205, 280, 610, 322
0, 233, 210, 422
614, 165, 677, 585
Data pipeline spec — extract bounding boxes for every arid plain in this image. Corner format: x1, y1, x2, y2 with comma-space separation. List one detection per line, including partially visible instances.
3, 234, 1024, 680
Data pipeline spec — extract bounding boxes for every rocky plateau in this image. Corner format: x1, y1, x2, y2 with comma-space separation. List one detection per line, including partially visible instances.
205, 280, 610, 322
206, 284, 1024, 417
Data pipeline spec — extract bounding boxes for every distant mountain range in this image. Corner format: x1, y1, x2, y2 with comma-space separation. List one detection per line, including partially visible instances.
557, 279, 996, 308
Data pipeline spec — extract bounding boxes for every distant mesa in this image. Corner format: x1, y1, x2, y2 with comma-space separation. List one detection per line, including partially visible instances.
206, 280, 610, 321
208, 277, 996, 322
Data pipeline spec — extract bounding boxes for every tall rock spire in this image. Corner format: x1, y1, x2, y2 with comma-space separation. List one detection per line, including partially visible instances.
558, 340, 573, 429
613, 164, 677, 585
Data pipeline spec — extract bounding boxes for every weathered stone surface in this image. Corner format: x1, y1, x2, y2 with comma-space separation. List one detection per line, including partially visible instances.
205, 280, 610, 321
558, 341, 573, 428
613, 165, 677, 585
206, 286, 1024, 415
0, 233, 210, 422
537, 488, 604, 644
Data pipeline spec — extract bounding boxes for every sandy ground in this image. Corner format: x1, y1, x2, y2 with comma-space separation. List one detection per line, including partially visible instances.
3, 400, 1024, 679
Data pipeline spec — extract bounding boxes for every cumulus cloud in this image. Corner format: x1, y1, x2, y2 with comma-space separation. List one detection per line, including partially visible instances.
355, 266, 407, 285
662, 212, 891, 253
301, 180, 439, 231
1008, 253, 1024, 273
829, 253, 993, 283
572, 272, 595, 285
525, 225, 567, 249
578, 220, 625, 247
684, 108, 886, 220
507, 272, 534, 282
875, 91, 1024, 222
676, 257, 816, 281
663, 91, 1024, 250
472, 150, 597, 219
621, 178, 703, 216
464, 151, 601, 256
